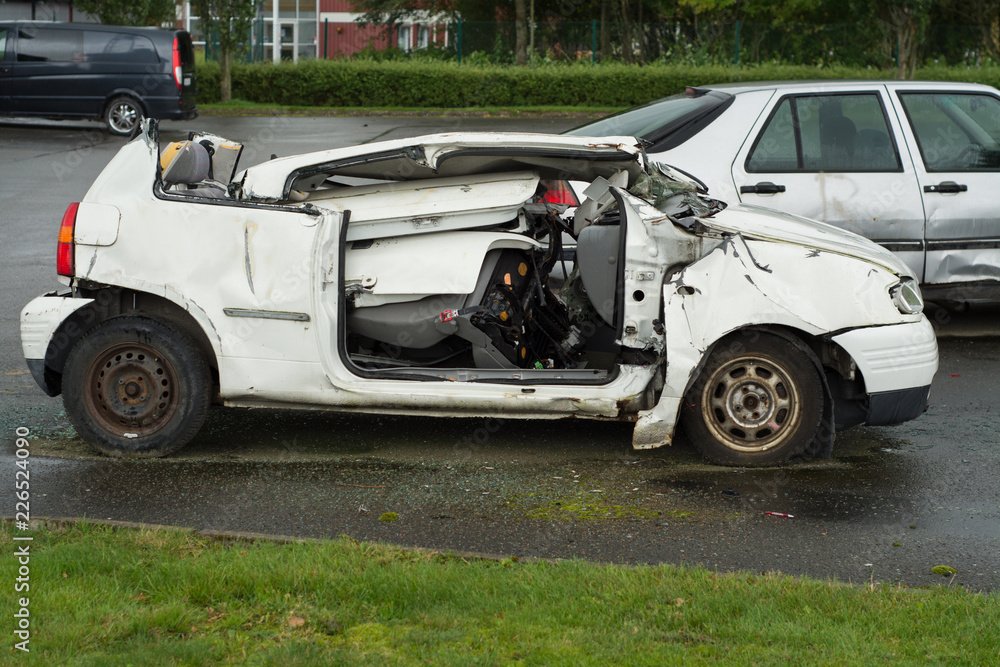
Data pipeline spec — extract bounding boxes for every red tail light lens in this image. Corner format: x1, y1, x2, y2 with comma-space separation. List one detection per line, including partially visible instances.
172, 37, 183, 90
540, 179, 580, 206
57, 203, 79, 277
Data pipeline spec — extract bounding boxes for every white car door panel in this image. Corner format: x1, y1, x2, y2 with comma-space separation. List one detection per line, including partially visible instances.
891, 90, 1000, 295
732, 87, 927, 280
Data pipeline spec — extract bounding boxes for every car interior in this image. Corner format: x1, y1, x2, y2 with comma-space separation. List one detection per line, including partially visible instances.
156, 133, 719, 385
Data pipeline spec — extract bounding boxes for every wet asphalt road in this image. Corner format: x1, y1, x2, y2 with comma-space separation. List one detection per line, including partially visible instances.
2, 115, 999, 592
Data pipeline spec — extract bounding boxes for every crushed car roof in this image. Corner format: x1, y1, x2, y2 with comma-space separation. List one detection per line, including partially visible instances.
236, 132, 645, 201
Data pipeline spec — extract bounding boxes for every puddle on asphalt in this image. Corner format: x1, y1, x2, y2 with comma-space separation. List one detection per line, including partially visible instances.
647, 427, 920, 523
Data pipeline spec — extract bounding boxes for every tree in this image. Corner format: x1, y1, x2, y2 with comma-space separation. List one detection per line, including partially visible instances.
191, 0, 256, 102
515, 0, 528, 65
874, 0, 932, 79
74, 0, 176, 27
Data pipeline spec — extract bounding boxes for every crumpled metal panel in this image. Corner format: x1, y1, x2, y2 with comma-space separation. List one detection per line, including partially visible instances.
631, 228, 916, 450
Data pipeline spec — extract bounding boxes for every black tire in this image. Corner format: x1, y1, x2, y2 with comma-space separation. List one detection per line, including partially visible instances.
681, 332, 824, 467
104, 95, 143, 136
62, 317, 211, 458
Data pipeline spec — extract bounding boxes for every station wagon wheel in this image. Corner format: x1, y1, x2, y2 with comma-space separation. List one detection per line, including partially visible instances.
62, 317, 211, 458
104, 95, 143, 136
681, 332, 823, 467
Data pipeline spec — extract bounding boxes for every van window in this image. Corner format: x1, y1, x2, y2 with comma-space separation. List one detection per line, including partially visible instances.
15, 28, 159, 64
87, 32, 159, 63
0, 28, 8, 58
17, 28, 85, 62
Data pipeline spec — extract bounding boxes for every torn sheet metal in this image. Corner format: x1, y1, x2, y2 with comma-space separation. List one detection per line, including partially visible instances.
630, 226, 918, 450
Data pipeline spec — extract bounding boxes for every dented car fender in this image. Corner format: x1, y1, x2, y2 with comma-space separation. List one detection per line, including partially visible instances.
633, 230, 919, 449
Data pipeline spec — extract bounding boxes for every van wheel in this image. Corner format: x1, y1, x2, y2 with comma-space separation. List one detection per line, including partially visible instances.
62, 317, 211, 458
104, 95, 143, 136
681, 332, 823, 467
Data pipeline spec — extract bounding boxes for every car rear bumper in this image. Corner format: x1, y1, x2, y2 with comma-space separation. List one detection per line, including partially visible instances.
21, 293, 95, 396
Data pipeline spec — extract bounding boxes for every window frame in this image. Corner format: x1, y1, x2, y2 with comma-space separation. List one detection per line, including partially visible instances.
745, 91, 905, 174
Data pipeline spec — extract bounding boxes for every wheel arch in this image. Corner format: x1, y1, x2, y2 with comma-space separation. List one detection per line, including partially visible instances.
44, 287, 219, 397
102, 91, 148, 116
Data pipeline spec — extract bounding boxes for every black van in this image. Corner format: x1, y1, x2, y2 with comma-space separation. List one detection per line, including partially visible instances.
0, 22, 197, 135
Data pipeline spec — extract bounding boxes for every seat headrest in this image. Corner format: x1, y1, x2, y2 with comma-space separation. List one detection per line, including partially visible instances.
160, 141, 210, 185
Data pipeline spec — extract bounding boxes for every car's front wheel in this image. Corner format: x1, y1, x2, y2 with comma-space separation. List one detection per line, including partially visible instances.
62, 317, 211, 458
681, 332, 823, 467
104, 95, 143, 136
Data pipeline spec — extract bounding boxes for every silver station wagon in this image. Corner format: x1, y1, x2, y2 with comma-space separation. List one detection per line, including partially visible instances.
568, 80, 1000, 305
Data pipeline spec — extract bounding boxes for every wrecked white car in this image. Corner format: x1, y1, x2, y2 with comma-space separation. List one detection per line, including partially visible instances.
20, 120, 938, 466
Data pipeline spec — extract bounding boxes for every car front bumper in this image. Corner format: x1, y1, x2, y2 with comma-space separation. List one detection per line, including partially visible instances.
831, 316, 938, 425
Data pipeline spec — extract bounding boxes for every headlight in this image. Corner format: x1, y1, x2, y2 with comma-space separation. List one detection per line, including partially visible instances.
890, 279, 924, 315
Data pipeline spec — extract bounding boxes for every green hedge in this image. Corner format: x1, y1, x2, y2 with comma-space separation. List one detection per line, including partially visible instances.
196, 60, 1000, 107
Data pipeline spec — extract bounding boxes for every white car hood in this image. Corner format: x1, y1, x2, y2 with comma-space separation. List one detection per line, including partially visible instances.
698, 203, 914, 278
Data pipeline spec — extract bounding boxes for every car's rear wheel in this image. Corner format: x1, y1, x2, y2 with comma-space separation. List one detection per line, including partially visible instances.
104, 95, 143, 136
681, 332, 823, 467
63, 317, 210, 458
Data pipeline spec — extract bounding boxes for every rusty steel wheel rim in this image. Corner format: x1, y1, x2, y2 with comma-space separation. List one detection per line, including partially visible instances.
700, 354, 801, 453
83, 342, 179, 438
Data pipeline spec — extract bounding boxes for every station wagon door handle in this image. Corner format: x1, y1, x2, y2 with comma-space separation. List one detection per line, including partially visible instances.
740, 182, 786, 195
924, 181, 967, 194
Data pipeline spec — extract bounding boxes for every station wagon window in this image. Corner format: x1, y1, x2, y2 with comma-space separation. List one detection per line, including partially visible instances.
747, 93, 901, 172
898, 93, 1000, 171
0, 29, 7, 59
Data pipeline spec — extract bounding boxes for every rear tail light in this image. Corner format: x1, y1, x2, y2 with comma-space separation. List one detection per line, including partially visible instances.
57, 202, 79, 277
539, 179, 580, 206
172, 36, 183, 90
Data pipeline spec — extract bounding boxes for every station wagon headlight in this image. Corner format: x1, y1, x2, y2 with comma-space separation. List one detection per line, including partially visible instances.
890, 279, 924, 315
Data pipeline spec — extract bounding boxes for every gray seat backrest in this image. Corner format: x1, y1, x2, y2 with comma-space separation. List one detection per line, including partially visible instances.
576, 224, 621, 327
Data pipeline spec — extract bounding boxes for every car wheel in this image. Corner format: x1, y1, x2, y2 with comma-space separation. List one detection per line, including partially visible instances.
681, 332, 823, 467
62, 317, 211, 458
104, 95, 143, 136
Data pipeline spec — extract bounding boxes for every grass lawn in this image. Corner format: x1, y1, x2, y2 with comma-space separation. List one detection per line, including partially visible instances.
2, 521, 998, 665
